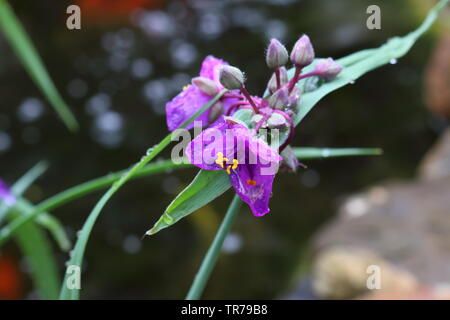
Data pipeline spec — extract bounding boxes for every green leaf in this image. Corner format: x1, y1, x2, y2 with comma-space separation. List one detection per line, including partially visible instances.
59, 91, 227, 300
293, 0, 450, 125
0, 161, 47, 223
292, 147, 383, 159
147, 170, 231, 235
0, 160, 190, 247
1, 162, 60, 299
0, 0, 78, 131
8, 209, 60, 299
148, 0, 448, 236
146, 148, 382, 235
15, 199, 71, 252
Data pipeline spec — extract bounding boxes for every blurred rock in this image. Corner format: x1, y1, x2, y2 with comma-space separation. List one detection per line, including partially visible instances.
312, 247, 418, 299
419, 128, 450, 181
308, 128, 450, 299
357, 284, 450, 300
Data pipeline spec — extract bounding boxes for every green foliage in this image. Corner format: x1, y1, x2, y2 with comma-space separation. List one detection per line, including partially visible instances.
0, 0, 78, 131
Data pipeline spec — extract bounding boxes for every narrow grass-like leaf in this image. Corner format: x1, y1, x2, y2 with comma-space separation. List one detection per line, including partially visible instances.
148, 0, 447, 236
147, 148, 382, 235
293, 0, 449, 125
8, 210, 60, 299
1, 163, 60, 299
147, 170, 231, 235
15, 199, 71, 252
59, 91, 227, 300
0, 161, 70, 251
0, 0, 78, 131
292, 147, 383, 159
0, 160, 190, 247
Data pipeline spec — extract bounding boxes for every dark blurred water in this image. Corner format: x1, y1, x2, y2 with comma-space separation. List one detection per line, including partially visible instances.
0, 0, 444, 299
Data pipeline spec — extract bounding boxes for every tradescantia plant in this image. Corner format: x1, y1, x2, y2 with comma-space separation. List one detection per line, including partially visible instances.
0, 0, 447, 301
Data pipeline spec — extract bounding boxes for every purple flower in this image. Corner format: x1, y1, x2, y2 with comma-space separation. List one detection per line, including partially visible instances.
185, 119, 282, 216
0, 179, 15, 206
166, 56, 240, 131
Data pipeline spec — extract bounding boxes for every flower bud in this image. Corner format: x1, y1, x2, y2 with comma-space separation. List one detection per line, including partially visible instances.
192, 77, 219, 96
219, 65, 245, 90
314, 58, 342, 81
287, 86, 301, 109
267, 67, 287, 93
290, 34, 315, 67
208, 101, 224, 123
280, 146, 300, 173
266, 38, 289, 69
268, 87, 289, 109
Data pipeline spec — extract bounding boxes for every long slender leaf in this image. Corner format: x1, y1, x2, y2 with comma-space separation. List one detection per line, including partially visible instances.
0, 160, 190, 246
3, 163, 60, 299
8, 210, 60, 299
292, 147, 382, 159
0, 0, 78, 131
147, 147, 382, 235
59, 90, 227, 300
148, 0, 449, 236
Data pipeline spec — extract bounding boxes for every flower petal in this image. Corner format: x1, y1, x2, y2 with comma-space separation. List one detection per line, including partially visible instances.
229, 164, 277, 216
200, 55, 228, 86
166, 85, 211, 131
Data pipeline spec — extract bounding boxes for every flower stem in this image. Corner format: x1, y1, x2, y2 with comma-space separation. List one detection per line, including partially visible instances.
186, 195, 242, 300
275, 68, 281, 90
239, 86, 259, 114
288, 66, 301, 94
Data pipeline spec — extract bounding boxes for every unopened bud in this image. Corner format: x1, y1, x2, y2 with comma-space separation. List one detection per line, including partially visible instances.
219, 65, 245, 90
268, 87, 289, 109
266, 38, 288, 69
192, 77, 219, 96
290, 34, 315, 67
288, 86, 301, 109
280, 146, 300, 173
314, 58, 343, 81
208, 101, 224, 123
267, 67, 287, 93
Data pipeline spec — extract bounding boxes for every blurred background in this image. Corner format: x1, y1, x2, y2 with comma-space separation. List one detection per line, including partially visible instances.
1, 0, 450, 299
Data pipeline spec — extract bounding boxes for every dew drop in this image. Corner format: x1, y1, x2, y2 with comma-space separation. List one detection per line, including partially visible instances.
390, 58, 398, 65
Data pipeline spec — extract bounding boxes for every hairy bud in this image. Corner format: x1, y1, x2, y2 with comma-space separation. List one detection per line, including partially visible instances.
314, 58, 343, 81
290, 34, 315, 67
219, 65, 245, 90
266, 38, 289, 69
192, 77, 219, 96
268, 87, 289, 109
267, 67, 287, 93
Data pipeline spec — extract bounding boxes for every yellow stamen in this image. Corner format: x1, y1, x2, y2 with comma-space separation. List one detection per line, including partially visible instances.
215, 152, 228, 169
226, 165, 232, 175
246, 179, 257, 186
232, 159, 239, 170
183, 84, 190, 91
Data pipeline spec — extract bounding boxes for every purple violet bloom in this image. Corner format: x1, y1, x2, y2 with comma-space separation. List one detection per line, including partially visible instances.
166, 56, 240, 131
185, 118, 282, 216
0, 178, 15, 206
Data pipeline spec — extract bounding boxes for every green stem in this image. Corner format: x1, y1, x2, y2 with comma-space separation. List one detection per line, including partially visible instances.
186, 195, 242, 300
0, 161, 190, 247
60, 90, 227, 300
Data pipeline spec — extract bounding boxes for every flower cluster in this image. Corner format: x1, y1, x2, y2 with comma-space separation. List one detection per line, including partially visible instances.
165, 35, 342, 216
